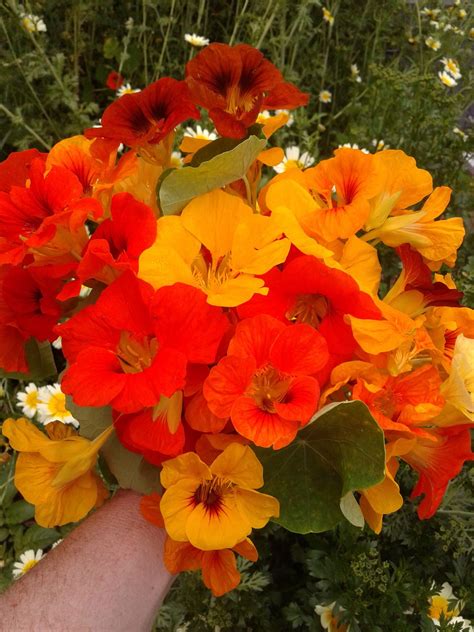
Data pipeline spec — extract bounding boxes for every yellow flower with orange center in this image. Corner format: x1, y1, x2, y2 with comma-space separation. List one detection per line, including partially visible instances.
139, 188, 290, 307
159, 443, 279, 551
2, 417, 113, 527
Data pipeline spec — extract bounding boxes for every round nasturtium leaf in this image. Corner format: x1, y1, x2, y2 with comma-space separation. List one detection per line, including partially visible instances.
255, 400, 386, 534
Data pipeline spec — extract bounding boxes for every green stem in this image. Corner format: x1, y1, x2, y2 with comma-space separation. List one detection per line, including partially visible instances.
0, 104, 51, 150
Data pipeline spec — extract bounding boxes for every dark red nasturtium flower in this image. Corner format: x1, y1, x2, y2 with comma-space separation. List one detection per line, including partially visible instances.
185, 43, 309, 138
85, 78, 200, 148
106, 71, 124, 91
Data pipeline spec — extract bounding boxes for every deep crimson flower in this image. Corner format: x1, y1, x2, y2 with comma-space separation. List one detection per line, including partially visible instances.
59, 272, 229, 414
85, 78, 200, 148
185, 43, 309, 138
204, 314, 328, 449
106, 71, 124, 90
77, 192, 157, 285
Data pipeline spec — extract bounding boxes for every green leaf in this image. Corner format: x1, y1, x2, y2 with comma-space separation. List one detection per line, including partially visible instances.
255, 401, 385, 534
0, 528, 9, 542
67, 398, 161, 495
5, 500, 34, 526
0, 339, 57, 381
158, 135, 266, 215
22, 525, 60, 550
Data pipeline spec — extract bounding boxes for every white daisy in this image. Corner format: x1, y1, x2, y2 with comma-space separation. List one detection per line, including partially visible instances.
438, 70, 458, 87
116, 83, 141, 98
18, 7, 47, 33
12, 549, 44, 579
322, 7, 335, 25
184, 33, 210, 47
453, 127, 468, 141
430, 20, 440, 30
170, 151, 183, 168
350, 64, 362, 83
338, 142, 369, 154
425, 36, 441, 50
441, 57, 461, 80
371, 138, 389, 151
183, 125, 217, 140
421, 8, 441, 19
16, 383, 40, 418
273, 146, 314, 173
37, 384, 78, 427
319, 89, 332, 104
458, 9, 467, 19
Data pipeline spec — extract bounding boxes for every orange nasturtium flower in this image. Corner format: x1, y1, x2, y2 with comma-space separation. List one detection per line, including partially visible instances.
139, 188, 290, 307
159, 443, 279, 550
2, 417, 113, 527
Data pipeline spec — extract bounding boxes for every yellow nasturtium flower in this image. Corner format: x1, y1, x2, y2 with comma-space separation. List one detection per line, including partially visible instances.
138, 188, 291, 307
2, 417, 113, 527
159, 443, 279, 551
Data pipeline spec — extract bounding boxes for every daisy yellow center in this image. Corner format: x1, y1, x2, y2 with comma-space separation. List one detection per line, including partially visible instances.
25, 391, 39, 408
288, 294, 329, 327
429, 595, 460, 620
21, 17, 36, 32
284, 159, 305, 171
117, 332, 158, 374
21, 559, 39, 574
47, 393, 68, 418
248, 365, 290, 413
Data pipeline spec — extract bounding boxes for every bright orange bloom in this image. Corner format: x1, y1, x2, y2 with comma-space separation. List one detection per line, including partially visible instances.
185, 43, 308, 138
139, 188, 290, 307
159, 443, 279, 550
364, 149, 433, 231
140, 492, 258, 596
2, 418, 112, 527
204, 315, 328, 448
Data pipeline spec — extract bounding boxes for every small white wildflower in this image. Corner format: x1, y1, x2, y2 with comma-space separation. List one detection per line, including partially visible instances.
37, 384, 78, 427
421, 8, 441, 19
170, 151, 183, 168
16, 383, 40, 418
125, 17, 134, 30
273, 146, 314, 173
371, 138, 389, 151
430, 20, 440, 30
12, 550, 44, 579
319, 89, 332, 104
425, 36, 441, 50
18, 7, 47, 33
441, 57, 461, 80
315, 602, 348, 631
339, 142, 369, 154
184, 33, 209, 47
116, 83, 141, 98
458, 9, 467, 19
184, 125, 217, 140
350, 63, 362, 83
444, 23, 454, 32
438, 70, 458, 87
52, 337, 62, 350
322, 7, 335, 25
453, 127, 468, 141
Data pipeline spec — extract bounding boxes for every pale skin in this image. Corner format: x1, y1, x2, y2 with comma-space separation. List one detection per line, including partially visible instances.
0, 491, 174, 632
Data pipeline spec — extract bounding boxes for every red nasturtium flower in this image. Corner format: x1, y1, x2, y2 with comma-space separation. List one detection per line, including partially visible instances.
85, 78, 200, 148
0, 149, 46, 192
185, 43, 308, 138
59, 272, 229, 414
0, 158, 101, 266
238, 255, 381, 369
204, 314, 329, 449
106, 71, 124, 90
77, 192, 157, 286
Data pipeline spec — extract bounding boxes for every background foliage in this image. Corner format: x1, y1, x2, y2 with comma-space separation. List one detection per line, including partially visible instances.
0, 0, 472, 629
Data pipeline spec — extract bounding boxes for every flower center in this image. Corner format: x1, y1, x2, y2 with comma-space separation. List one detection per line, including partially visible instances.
191, 251, 236, 294
116, 331, 158, 374
247, 365, 290, 412
194, 477, 234, 515
287, 294, 329, 328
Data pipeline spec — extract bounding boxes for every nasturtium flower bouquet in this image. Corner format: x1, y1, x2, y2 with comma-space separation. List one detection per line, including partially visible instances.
0, 42, 472, 597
